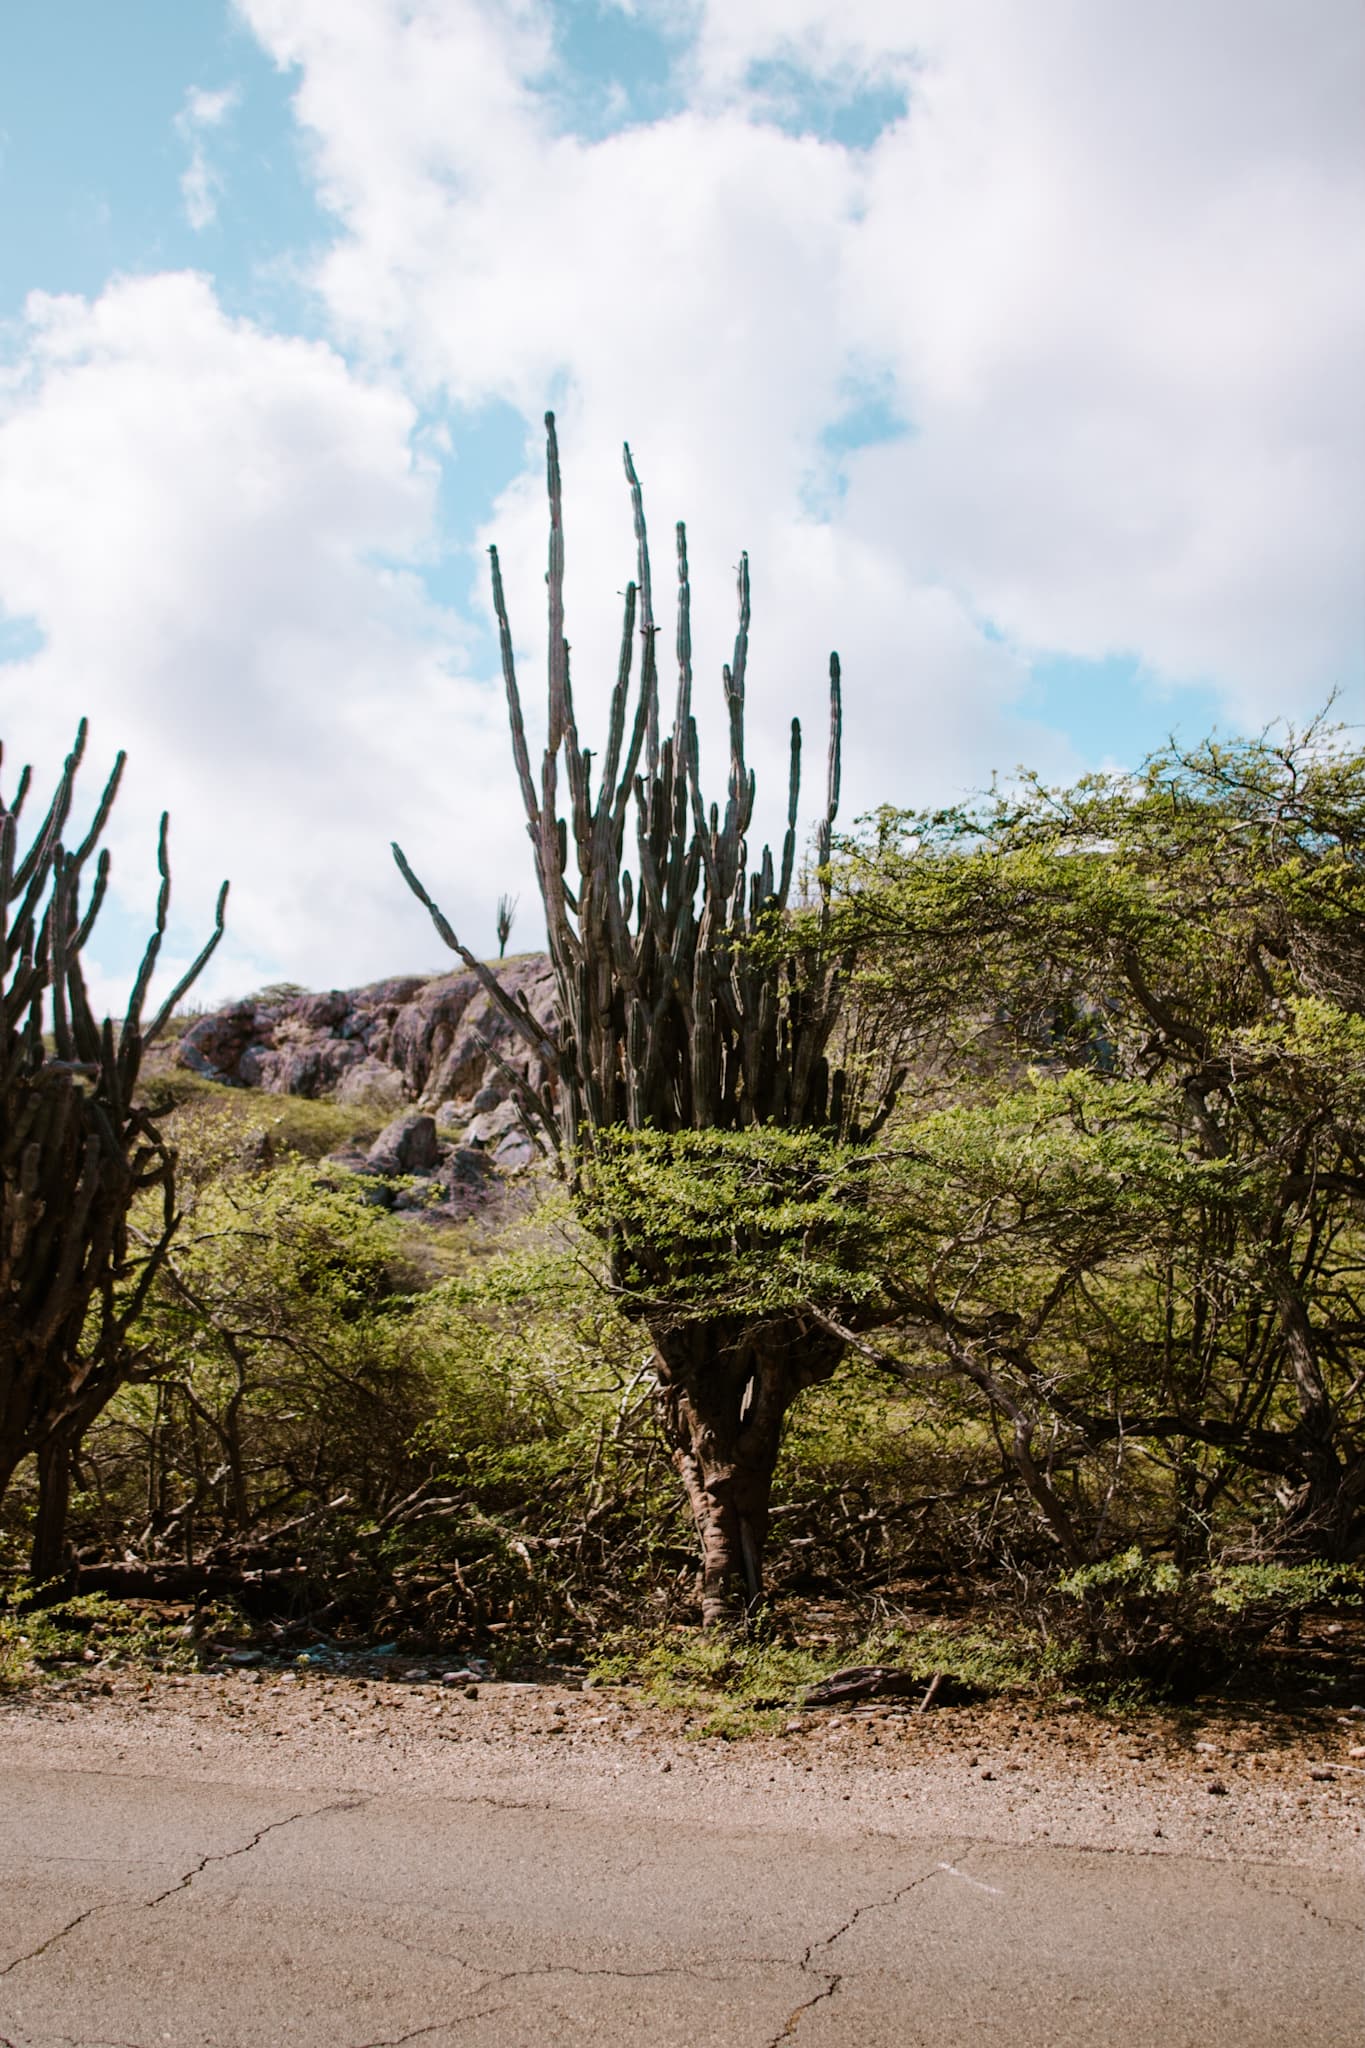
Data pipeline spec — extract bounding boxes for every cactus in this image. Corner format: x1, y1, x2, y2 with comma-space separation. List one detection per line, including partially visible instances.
394, 416, 876, 1621
0, 723, 227, 1580
495, 892, 517, 959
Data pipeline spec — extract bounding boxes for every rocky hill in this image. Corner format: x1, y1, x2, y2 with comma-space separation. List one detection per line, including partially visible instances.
172, 953, 557, 1210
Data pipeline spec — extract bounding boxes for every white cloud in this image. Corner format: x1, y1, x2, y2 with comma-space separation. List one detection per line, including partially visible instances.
0, 273, 533, 1009
5, 2, 1362, 1002
235, 0, 1362, 785
175, 83, 241, 231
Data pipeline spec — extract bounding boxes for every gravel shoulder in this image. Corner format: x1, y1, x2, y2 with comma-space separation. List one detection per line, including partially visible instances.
4, 1666, 1361, 1870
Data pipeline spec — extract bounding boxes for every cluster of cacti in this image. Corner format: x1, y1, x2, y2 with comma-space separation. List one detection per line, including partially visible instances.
0, 722, 226, 1579
394, 415, 870, 1620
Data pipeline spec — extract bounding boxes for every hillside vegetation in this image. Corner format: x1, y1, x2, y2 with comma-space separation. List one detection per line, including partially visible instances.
4, 719, 1362, 1711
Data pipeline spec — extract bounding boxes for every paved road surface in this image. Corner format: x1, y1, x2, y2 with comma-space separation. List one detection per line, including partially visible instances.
2, 1760, 1360, 2047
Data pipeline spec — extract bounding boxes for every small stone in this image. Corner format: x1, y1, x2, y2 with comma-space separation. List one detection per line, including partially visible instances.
464, 1684, 479, 1700
1206, 1781, 1229, 1796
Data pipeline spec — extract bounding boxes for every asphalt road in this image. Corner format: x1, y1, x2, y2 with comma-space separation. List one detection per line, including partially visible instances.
2, 1759, 1361, 2048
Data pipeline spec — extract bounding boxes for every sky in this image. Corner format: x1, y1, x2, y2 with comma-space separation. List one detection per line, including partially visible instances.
1, 0, 1362, 1010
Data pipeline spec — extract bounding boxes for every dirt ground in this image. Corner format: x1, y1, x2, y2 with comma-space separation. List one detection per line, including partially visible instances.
5, 1657, 1362, 1872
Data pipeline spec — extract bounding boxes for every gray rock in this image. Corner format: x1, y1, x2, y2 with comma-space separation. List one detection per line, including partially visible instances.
439, 1147, 494, 1192
463, 1098, 520, 1146
493, 1130, 536, 1171
174, 956, 556, 1116
368, 1113, 440, 1174
335, 1060, 409, 1112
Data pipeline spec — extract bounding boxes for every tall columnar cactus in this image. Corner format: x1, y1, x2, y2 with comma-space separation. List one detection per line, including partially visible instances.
395, 416, 873, 1621
0, 723, 227, 1580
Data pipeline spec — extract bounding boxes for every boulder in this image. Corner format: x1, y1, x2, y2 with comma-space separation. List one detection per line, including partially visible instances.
335, 1060, 409, 1112
367, 1113, 441, 1175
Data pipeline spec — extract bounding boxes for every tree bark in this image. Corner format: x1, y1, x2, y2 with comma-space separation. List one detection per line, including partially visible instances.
652, 1316, 843, 1625
0, 1445, 18, 1522
30, 1429, 75, 1586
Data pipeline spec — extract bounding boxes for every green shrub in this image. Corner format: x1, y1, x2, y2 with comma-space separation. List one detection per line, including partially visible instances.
1048, 1548, 1365, 1693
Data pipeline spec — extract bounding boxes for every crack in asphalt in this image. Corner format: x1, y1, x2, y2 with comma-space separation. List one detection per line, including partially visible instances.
1224, 1857, 1365, 1940
20, 2037, 153, 2047
1267, 1887, 1364, 1939
137, 1799, 364, 1912
346, 2013, 514, 2048
334, 1945, 789, 2048
0, 2035, 155, 2047
765, 1851, 954, 2045
0, 1899, 106, 1982
0, 1799, 361, 1981
769, 1969, 843, 2042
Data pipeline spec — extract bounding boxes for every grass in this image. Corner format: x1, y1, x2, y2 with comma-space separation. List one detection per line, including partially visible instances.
139, 1071, 391, 1160
583, 1613, 1051, 1736
0, 1590, 233, 1692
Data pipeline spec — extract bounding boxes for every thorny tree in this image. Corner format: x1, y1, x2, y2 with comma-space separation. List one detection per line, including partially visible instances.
0, 722, 227, 1580
828, 722, 1365, 1565
395, 416, 889, 1622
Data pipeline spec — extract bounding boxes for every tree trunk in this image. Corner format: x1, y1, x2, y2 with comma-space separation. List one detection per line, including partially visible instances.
0, 1444, 19, 1523
1271, 1263, 1359, 1558
30, 1429, 76, 1587
1281, 1446, 1365, 1562
652, 1316, 843, 1625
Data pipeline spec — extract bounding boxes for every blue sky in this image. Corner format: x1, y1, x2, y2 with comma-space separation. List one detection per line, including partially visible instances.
1, 1, 1360, 1000
0, 5, 320, 321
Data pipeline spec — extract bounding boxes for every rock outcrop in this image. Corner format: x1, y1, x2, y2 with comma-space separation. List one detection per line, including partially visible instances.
174, 954, 556, 1205
178, 955, 554, 1113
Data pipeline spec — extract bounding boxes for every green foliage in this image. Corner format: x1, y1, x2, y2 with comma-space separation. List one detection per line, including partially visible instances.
1047, 1549, 1365, 1694
0, 1589, 213, 1692
142, 1072, 386, 1160
245, 981, 310, 1005
827, 719, 1365, 1565
577, 1124, 884, 1321
8, 717, 1363, 1706
585, 1616, 1047, 1734
1058, 1548, 1364, 1614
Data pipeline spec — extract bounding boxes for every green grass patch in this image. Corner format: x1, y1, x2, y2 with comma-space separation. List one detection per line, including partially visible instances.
0, 1590, 235, 1692
139, 1071, 389, 1160
583, 1613, 1053, 1735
